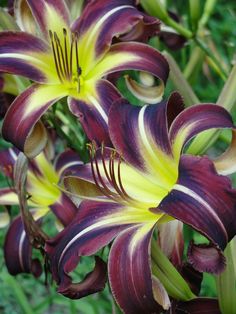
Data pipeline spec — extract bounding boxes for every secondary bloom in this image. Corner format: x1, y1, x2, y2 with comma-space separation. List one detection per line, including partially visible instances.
0, 146, 82, 275
0, 0, 168, 157
45, 93, 236, 312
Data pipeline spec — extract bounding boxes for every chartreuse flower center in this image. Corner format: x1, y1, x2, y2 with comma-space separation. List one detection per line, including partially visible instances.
27, 153, 60, 207
49, 28, 83, 93
89, 146, 178, 223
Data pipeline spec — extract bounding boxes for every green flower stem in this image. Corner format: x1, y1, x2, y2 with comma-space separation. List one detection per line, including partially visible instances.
163, 51, 199, 107
140, 0, 193, 38
194, 37, 227, 81
189, 0, 201, 33
2, 273, 34, 314
198, 0, 217, 30
183, 46, 205, 82
151, 240, 196, 301
187, 62, 236, 155
215, 237, 236, 314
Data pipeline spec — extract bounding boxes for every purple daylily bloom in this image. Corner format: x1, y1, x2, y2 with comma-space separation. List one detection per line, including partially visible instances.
0, 146, 82, 276
45, 93, 236, 311
0, 0, 168, 157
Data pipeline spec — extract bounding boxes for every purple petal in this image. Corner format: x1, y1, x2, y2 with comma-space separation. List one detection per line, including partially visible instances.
88, 42, 169, 86
54, 149, 83, 177
26, 0, 70, 39
176, 298, 221, 314
187, 242, 226, 274
68, 80, 121, 146
109, 225, 167, 312
0, 31, 50, 82
57, 256, 107, 299
158, 155, 236, 273
4, 215, 42, 276
72, 0, 160, 64
50, 193, 78, 227
2, 83, 67, 157
45, 200, 130, 297
169, 104, 234, 157
0, 147, 19, 179
109, 93, 182, 172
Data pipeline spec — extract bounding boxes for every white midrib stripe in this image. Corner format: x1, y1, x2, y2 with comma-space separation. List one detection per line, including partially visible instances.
173, 184, 228, 240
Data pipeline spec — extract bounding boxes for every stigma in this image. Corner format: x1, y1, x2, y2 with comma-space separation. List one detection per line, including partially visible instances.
49, 28, 81, 92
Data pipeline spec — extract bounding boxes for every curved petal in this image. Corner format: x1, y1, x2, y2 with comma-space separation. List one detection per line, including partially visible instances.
109, 224, 168, 312
213, 129, 236, 175
86, 42, 169, 92
0, 31, 57, 82
14, 0, 38, 33
176, 298, 221, 314
125, 74, 164, 104
169, 104, 234, 159
4, 215, 42, 276
108, 94, 182, 184
68, 79, 121, 145
0, 209, 10, 228
0, 147, 19, 179
72, 0, 160, 72
45, 199, 157, 298
50, 193, 78, 227
58, 256, 107, 299
54, 149, 83, 177
0, 188, 18, 205
2, 83, 68, 157
158, 155, 236, 273
26, 0, 70, 40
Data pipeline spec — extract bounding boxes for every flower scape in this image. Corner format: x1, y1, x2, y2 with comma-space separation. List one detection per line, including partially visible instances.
0, 1, 236, 313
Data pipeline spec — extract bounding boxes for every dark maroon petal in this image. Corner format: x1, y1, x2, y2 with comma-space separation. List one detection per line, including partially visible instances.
109, 225, 165, 312
169, 104, 234, 152
103, 42, 169, 82
158, 155, 236, 273
58, 256, 107, 299
72, 0, 157, 58
26, 0, 70, 39
176, 298, 221, 314
0, 92, 15, 118
0, 31, 50, 82
68, 80, 121, 146
119, 12, 160, 42
2, 84, 66, 157
181, 263, 203, 296
0, 147, 19, 179
54, 149, 83, 177
187, 242, 226, 274
45, 201, 129, 297
159, 31, 186, 51
4, 215, 42, 277
50, 193, 78, 227
109, 94, 179, 171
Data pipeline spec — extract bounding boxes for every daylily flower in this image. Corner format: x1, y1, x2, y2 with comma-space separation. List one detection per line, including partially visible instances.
0, 0, 169, 157
0, 146, 82, 275
45, 93, 236, 312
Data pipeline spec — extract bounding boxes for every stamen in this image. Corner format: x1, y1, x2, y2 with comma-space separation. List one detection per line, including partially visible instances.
54, 32, 67, 80
49, 30, 63, 82
88, 144, 118, 202
69, 33, 74, 78
87, 144, 134, 204
63, 28, 70, 80
74, 32, 81, 93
